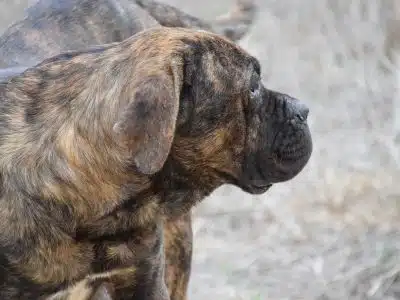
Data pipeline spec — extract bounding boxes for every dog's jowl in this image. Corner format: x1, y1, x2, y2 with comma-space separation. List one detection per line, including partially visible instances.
0, 27, 312, 299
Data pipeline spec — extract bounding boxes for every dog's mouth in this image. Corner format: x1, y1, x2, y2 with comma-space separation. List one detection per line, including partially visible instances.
208, 119, 312, 195
213, 169, 272, 195
240, 119, 312, 189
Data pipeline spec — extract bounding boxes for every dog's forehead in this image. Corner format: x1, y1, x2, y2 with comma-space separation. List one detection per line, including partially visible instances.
192, 37, 256, 91
173, 29, 255, 80
200, 51, 253, 90
188, 30, 248, 56
127, 28, 257, 90
133, 27, 250, 60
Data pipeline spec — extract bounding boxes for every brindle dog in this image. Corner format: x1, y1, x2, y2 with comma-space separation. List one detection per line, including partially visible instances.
0, 27, 312, 299
0, 1, 256, 299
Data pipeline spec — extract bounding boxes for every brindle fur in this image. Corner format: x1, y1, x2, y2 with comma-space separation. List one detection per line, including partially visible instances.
0, 0, 256, 68
0, 1, 257, 299
0, 27, 312, 299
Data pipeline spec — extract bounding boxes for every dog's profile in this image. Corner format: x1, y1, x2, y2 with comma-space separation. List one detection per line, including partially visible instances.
0, 26, 312, 299
0, 1, 257, 299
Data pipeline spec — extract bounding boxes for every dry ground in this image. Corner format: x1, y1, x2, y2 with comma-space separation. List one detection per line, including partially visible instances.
0, 0, 399, 299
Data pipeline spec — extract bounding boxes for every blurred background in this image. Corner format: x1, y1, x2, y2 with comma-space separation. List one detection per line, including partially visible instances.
1, 0, 399, 299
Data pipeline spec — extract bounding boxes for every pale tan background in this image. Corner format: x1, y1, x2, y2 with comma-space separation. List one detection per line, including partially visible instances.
0, 1, 399, 299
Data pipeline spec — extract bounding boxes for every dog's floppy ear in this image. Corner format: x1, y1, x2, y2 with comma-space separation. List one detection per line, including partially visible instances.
115, 58, 184, 175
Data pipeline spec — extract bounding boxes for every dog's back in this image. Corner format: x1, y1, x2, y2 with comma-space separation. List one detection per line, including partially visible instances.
0, 0, 160, 67
0, 0, 256, 69
0, 67, 30, 82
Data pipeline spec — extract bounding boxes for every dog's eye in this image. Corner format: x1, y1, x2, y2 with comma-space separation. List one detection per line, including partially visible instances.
250, 81, 261, 98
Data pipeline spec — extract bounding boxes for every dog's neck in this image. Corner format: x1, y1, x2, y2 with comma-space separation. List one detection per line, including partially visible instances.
151, 156, 215, 218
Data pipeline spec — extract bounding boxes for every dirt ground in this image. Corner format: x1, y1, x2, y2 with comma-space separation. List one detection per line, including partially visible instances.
0, 0, 399, 299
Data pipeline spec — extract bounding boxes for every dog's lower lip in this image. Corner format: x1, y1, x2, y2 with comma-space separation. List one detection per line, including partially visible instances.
253, 183, 272, 190
216, 167, 272, 194
244, 183, 272, 194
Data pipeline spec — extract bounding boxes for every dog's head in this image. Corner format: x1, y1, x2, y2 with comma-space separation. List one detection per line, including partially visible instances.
3, 27, 311, 205
113, 27, 313, 194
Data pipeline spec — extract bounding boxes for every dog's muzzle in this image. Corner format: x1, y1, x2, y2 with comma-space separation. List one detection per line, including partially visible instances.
263, 93, 312, 182
241, 91, 313, 194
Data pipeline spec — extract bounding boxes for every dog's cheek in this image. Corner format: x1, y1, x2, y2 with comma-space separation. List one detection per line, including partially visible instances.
187, 93, 231, 137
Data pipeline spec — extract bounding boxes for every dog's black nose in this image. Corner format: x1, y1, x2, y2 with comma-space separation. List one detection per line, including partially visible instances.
284, 94, 309, 121
292, 101, 309, 121
268, 91, 310, 122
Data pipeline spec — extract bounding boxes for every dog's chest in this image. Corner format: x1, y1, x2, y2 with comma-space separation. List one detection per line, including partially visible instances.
91, 231, 162, 272
86, 211, 164, 274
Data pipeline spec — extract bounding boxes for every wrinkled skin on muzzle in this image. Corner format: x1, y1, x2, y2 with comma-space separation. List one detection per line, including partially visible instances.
241, 86, 312, 194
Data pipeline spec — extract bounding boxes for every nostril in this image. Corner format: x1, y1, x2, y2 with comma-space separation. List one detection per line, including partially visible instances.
275, 93, 310, 121
294, 102, 309, 121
